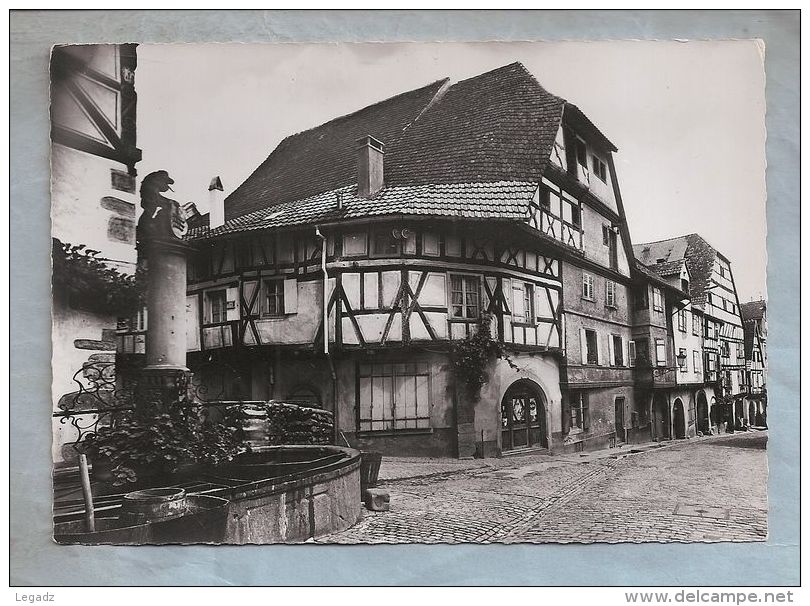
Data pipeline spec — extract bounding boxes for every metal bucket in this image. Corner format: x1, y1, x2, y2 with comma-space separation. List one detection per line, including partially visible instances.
119, 487, 187, 525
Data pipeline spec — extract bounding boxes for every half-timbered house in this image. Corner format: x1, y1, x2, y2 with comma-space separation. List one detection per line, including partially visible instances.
118, 62, 640, 457
635, 234, 746, 433
741, 299, 767, 427
632, 258, 707, 441
51, 44, 141, 465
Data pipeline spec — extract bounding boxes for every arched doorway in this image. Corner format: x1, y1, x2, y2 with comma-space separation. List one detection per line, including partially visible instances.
500, 380, 547, 451
673, 398, 686, 439
696, 391, 709, 434
653, 393, 670, 440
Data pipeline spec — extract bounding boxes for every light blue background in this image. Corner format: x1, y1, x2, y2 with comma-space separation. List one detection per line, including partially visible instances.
10, 10, 799, 586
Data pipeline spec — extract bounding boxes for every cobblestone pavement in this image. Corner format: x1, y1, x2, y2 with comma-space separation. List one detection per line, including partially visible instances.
319, 431, 768, 544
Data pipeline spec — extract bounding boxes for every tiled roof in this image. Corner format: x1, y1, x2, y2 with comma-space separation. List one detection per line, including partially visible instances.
633, 260, 687, 296
740, 299, 766, 322
634, 234, 718, 308
223, 62, 567, 223
189, 181, 538, 240
640, 259, 683, 278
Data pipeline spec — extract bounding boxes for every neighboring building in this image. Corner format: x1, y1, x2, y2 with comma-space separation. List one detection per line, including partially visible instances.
633, 259, 709, 441
50, 44, 141, 464
117, 62, 644, 457
741, 299, 767, 426
635, 234, 746, 433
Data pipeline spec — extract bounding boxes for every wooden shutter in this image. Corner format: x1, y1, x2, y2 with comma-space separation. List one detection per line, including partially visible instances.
225, 286, 239, 322
629, 340, 636, 366
283, 278, 298, 314
608, 335, 615, 366
596, 333, 604, 366
623, 338, 630, 368
579, 329, 588, 364
186, 295, 200, 351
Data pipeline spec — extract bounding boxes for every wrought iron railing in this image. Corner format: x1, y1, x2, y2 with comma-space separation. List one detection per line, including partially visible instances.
53, 360, 136, 451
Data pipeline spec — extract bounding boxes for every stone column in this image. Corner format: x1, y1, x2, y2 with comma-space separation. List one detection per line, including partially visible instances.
137, 238, 194, 411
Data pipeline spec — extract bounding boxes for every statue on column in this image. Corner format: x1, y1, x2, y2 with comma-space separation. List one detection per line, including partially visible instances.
136, 170, 188, 246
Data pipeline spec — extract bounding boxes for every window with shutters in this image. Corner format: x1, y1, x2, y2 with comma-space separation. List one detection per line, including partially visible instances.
693, 350, 701, 374
449, 274, 480, 319
584, 329, 599, 365
652, 287, 664, 312
737, 342, 745, 360
692, 312, 701, 336
655, 338, 667, 367
205, 289, 228, 324
570, 204, 582, 229
612, 334, 624, 366
262, 280, 284, 317
358, 362, 431, 432
605, 280, 617, 308
512, 281, 534, 324
592, 154, 607, 182
677, 309, 687, 332
629, 340, 637, 367
582, 273, 595, 301
569, 390, 589, 431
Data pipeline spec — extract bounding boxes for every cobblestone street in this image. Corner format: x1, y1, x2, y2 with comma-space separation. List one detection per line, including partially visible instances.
320, 431, 768, 544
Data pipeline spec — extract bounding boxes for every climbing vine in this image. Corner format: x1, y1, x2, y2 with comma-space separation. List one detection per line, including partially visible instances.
450, 313, 519, 395
52, 238, 145, 316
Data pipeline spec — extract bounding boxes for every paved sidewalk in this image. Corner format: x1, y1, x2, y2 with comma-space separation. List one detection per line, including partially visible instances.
376, 434, 702, 482
320, 430, 767, 544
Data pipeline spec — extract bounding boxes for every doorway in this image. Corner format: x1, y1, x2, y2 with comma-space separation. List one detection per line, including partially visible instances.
501, 380, 547, 451
614, 397, 626, 443
696, 391, 709, 434
653, 393, 670, 440
673, 398, 686, 439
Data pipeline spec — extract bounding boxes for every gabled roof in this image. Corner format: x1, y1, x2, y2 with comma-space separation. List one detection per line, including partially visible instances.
640, 258, 684, 279
225, 78, 449, 220
634, 234, 719, 308
632, 260, 689, 299
740, 299, 766, 323
222, 62, 569, 223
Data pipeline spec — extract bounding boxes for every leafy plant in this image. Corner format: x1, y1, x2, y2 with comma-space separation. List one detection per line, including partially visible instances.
450, 313, 518, 395
52, 238, 145, 316
81, 397, 245, 486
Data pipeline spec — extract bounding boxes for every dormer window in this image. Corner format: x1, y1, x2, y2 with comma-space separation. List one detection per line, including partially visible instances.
591, 155, 607, 182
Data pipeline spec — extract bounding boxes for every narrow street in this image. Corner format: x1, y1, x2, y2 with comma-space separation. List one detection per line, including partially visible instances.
320, 431, 768, 544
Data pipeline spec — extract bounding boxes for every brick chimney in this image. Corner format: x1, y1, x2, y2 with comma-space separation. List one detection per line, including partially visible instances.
356, 136, 384, 198
208, 176, 224, 229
